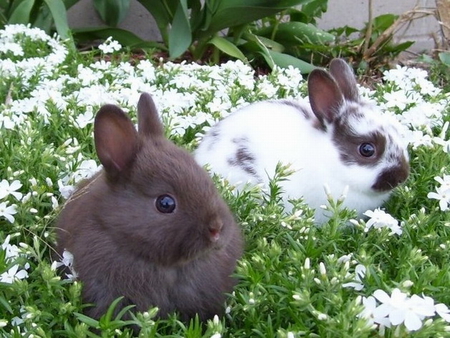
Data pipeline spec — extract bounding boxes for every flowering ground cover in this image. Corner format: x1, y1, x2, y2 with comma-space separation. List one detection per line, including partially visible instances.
0, 24, 449, 337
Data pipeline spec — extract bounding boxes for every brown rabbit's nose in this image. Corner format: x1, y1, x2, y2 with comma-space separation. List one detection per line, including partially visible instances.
209, 220, 223, 242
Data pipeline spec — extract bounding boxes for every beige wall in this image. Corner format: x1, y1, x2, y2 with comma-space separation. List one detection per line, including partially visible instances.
318, 0, 439, 52
68, 0, 440, 52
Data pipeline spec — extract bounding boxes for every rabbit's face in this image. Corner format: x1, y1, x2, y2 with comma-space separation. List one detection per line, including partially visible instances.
103, 139, 236, 267
331, 101, 409, 193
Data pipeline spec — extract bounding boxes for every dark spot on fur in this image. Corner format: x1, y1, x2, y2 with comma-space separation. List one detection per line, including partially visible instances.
332, 106, 386, 167
227, 137, 258, 177
372, 158, 409, 191
227, 147, 257, 176
232, 136, 248, 144
334, 129, 387, 167
206, 129, 220, 151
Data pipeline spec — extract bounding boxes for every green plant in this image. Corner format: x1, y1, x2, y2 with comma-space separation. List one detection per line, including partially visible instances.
419, 52, 450, 92
313, 13, 414, 72
0, 0, 76, 45
2, 24, 450, 337
77, 0, 334, 72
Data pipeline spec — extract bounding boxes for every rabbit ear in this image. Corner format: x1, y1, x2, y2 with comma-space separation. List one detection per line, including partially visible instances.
137, 93, 165, 137
307, 69, 344, 124
94, 105, 139, 176
329, 58, 359, 102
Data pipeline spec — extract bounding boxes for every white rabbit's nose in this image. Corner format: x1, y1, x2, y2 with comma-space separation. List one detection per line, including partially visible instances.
372, 160, 410, 191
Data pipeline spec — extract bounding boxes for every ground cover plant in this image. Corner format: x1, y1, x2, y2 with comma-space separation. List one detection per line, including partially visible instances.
0, 24, 450, 337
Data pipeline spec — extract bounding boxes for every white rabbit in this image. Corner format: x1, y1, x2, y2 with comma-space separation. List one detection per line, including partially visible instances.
195, 59, 409, 223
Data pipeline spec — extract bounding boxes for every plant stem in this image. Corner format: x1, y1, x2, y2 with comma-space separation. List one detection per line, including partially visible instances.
362, 0, 373, 58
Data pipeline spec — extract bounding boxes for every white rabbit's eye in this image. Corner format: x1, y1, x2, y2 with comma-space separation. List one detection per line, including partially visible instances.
155, 195, 176, 213
359, 143, 375, 157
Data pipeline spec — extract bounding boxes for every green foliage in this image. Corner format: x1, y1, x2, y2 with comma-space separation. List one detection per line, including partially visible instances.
84, 0, 333, 72
315, 13, 415, 70
0, 0, 75, 44
418, 52, 450, 92
1, 27, 450, 337
93, 0, 130, 27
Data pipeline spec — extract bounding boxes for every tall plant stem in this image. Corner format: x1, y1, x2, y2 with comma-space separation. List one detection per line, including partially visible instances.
362, 0, 374, 57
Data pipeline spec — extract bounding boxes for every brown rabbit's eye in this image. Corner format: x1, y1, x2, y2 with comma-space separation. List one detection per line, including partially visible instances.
155, 195, 176, 213
359, 143, 375, 157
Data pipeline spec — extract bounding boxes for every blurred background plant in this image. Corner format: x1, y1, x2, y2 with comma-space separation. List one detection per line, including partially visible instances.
0, 0, 75, 47
1, 0, 449, 75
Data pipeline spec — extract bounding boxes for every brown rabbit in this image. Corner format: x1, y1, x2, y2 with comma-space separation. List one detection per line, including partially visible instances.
56, 93, 243, 321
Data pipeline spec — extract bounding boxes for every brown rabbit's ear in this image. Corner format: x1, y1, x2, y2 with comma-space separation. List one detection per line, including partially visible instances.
329, 58, 359, 102
94, 104, 139, 176
307, 69, 344, 125
137, 93, 165, 137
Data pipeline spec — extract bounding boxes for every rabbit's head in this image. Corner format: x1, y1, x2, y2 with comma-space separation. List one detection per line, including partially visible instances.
307, 58, 409, 195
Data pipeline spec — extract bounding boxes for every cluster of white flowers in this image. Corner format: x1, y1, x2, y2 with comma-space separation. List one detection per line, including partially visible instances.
57, 157, 102, 199
363, 208, 403, 235
0, 179, 22, 223
380, 66, 449, 152
98, 37, 122, 54
360, 288, 450, 332
0, 24, 68, 81
0, 235, 29, 284
1, 25, 450, 335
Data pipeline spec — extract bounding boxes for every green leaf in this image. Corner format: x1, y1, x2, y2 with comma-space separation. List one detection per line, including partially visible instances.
73, 312, 100, 328
258, 22, 335, 46
204, 0, 310, 35
371, 14, 398, 34
136, 0, 180, 43
72, 27, 166, 49
0, 295, 13, 314
43, 0, 72, 41
168, 0, 192, 58
7, 0, 34, 24
243, 33, 285, 53
439, 52, 450, 66
254, 35, 315, 73
101, 296, 124, 325
301, 0, 328, 23
208, 36, 247, 61
266, 50, 316, 73
93, 0, 130, 27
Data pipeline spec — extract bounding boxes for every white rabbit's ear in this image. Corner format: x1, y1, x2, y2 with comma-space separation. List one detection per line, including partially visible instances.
307, 69, 344, 125
329, 58, 359, 102
137, 93, 165, 137
94, 105, 139, 176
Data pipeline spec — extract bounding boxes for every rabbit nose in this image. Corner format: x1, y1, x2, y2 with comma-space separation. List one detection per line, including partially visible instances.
208, 220, 223, 242
372, 162, 409, 191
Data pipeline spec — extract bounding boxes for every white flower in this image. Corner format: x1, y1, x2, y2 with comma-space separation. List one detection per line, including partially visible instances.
74, 108, 94, 128
0, 179, 23, 201
435, 303, 450, 322
363, 208, 402, 235
359, 296, 390, 328
342, 264, 366, 291
368, 289, 437, 331
98, 37, 122, 54
0, 264, 29, 284
54, 249, 78, 281
427, 175, 450, 211
0, 201, 17, 223
2, 235, 21, 260
55, 249, 74, 269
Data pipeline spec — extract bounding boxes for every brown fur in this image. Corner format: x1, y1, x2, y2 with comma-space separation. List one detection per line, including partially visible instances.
56, 93, 243, 321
